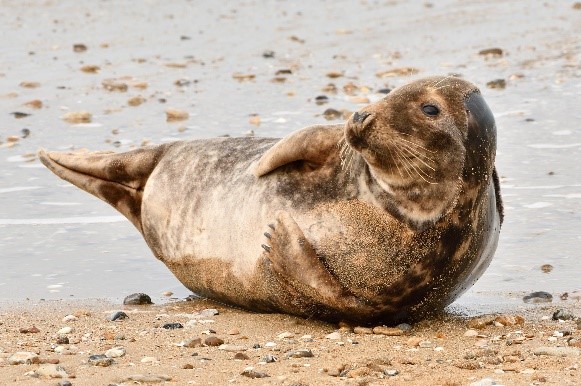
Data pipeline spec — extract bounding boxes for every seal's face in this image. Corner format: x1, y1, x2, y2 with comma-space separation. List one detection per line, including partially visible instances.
345, 76, 492, 228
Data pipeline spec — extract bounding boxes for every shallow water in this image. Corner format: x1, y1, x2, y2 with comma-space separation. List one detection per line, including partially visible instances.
1, 1, 579, 309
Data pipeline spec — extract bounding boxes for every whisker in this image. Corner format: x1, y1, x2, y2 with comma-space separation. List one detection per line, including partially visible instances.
397, 142, 436, 171
397, 136, 437, 154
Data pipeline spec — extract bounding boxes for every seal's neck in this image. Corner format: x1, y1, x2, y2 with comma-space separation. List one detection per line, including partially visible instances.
356, 163, 462, 231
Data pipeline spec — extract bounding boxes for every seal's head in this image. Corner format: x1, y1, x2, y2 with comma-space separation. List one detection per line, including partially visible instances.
346, 76, 496, 229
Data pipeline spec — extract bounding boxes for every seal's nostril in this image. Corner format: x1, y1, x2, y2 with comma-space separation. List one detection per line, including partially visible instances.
353, 111, 371, 124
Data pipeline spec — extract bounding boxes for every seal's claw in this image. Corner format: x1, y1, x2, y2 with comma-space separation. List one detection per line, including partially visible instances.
261, 244, 271, 252
264, 232, 271, 239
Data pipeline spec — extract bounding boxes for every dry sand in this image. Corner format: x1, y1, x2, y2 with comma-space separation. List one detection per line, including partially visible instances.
1, 297, 580, 385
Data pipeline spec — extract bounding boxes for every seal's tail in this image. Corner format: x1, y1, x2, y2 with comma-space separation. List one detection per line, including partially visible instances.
38, 145, 168, 233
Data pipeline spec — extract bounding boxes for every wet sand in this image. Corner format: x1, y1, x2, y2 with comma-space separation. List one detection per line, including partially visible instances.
1, 1, 581, 384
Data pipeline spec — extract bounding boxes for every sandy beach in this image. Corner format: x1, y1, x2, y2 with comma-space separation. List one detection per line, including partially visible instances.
1, 1, 580, 384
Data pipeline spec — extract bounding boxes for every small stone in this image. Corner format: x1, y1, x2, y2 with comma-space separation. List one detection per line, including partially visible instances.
61, 111, 92, 124
349, 96, 370, 104
469, 377, 500, 386
348, 366, 371, 378
486, 79, 506, 89
376, 67, 418, 78
73, 309, 91, 317
227, 328, 240, 335
533, 346, 580, 357
24, 99, 43, 109
204, 336, 224, 346
8, 351, 40, 365
286, 349, 313, 359
384, 369, 399, 376
19, 326, 40, 334
109, 311, 128, 321
241, 369, 270, 379
123, 293, 152, 305
162, 323, 183, 330
58, 381, 72, 386
373, 326, 403, 336
467, 316, 495, 329
277, 332, 294, 339
264, 342, 276, 347
62, 315, 78, 323
494, 315, 525, 326
31, 364, 68, 378
166, 108, 189, 122
523, 291, 553, 303
73, 43, 87, 52
406, 337, 422, 347
464, 329, 479, 337
19, 81, 41, 88
234, 352, 250, 360
326, 71, 343, 78
323, 108, 342, 120
552, 309, 575, 321
232, 73, 256, 81
181, 363, 194, 369
418, 340, 434, 348
105, 347, 126, 358
56, 336, 69, 345
128, 96, 146, 106
57, 326, 73, 334
219, 344, 246, 352
478, 48, 504, 57
397, 323, 412, 332
314, 95, 329, 105
353, 326, 373, 334
261, 354, 278, 363
122, 374, 171, 383
102, 78, 128, 92
80, 64, 100, 73
140, 356, 159, 363
182, 338, 203, 348
88, 354, 114, 367
540, 264, 553, 273
326, 331, 341, 340
262, 50, 275, 58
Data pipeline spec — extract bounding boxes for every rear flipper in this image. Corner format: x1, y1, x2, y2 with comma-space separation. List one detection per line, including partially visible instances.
38, 145, 168, 233
262, 210, 373, 313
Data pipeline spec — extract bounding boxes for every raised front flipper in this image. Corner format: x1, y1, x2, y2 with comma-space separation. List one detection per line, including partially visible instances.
262, 210, 372, 313
254, 124, 344, 177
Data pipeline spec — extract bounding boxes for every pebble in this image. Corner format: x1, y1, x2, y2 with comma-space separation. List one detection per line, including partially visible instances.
102, 78, 128, 92
88, 354, 114, 367
30, 364, 68, 378
8, 351, 40, 365
105, 347, 126, 358
62, 315, 78, 323
182, 338, 203, 348
533, 346, 580, 357
57, 326, 73, 334
218, 344, 246, 352
58, 381, 72, 386
397, 323, 412, 332
277, 331, 294, 339
61, 111, 92, 124
162, 290, 173, 297
326, 331, 341, 340
181, 363, 194, 369
204, 336, 224, 346
552, 309, 575, 321
123, 292, 152, 305
464, 329, 479, 337
140, 356, 159, 363
323, 108, 342, 120
494, 315, 525, 326
162, 322, 183, 329
384, 369, 399, 376
469, 378, 501, 386
241, 368, 270, 379
478, 47, 504, 57
486, 79, 506, 89
261, 354, 278, 363
109, 311, 129, 321
122, 374, 171, 383
406, 337, 422, 347
467, 316, 495, 329
353, 326, 373, 334
227, 328, 240, 335
234, 352, 250, 360
522, 291, 552, 303
373, 326, 403, 336
286, 349, 313, 359
127, 96, 146, 106
264, 342, 276, 347
19, 326, 40, 334
56, 336, 69, 345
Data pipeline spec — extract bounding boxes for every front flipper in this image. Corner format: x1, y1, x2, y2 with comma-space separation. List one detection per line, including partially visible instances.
262, 211, 372, 312
254, 124, 344, 177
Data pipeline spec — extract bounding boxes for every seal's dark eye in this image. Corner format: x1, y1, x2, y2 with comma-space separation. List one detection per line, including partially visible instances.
422, 104, 440, 116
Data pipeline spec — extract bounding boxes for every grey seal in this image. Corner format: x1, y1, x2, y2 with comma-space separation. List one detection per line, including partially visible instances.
39, 76, 503, 323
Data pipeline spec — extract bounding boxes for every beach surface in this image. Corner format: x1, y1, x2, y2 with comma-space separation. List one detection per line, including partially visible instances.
1, 1, 580, 384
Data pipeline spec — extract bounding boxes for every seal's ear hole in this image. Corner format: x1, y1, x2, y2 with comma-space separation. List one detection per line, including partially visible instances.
422, 104, 440, 117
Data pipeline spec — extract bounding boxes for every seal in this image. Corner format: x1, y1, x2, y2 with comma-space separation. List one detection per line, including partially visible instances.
39, 76, 503, 323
